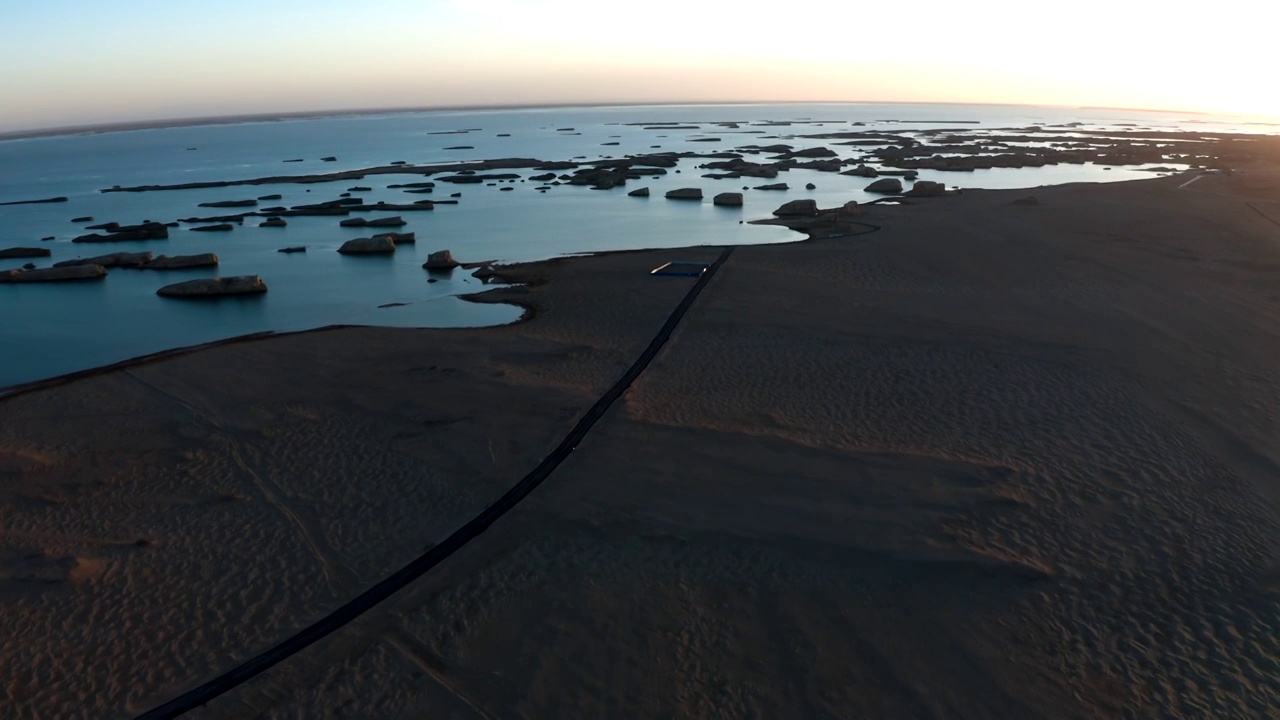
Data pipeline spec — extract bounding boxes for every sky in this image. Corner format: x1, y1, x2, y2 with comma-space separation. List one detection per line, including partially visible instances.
1, 0, 1275, 133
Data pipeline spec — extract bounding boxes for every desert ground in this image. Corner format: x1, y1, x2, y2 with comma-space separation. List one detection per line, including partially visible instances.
4, 168, 1280, 718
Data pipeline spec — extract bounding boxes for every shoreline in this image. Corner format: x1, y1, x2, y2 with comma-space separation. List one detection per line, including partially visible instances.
0, 172, 1222, 397
0, 179, 1092, 397
0, 241, 750, 398
0, 276, 540, 401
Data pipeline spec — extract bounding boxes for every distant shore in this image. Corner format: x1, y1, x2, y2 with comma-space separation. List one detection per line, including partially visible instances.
0, 99, 1255, 143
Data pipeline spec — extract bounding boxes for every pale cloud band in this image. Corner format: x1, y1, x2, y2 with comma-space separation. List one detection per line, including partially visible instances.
0, 0, 1272, 133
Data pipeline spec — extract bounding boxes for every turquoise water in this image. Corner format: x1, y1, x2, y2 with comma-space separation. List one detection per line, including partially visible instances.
0, 102, 1266, 387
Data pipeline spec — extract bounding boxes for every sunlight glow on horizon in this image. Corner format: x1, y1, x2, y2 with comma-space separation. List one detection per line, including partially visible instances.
1, 0, 1275, 133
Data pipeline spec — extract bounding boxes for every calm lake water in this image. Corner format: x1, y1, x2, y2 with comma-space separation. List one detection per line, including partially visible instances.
0, 102, 1270, 387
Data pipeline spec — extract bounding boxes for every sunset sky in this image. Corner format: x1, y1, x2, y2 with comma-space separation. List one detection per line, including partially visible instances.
1, 0, 1273, 133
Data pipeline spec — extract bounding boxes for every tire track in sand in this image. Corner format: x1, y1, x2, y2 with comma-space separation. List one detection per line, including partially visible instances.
122, 370, 359, 597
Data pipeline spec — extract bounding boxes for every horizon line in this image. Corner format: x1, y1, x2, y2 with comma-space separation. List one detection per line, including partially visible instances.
0, 99, 1249, 143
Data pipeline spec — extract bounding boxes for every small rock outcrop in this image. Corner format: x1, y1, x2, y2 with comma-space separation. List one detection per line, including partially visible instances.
565, 167, 630, 190
773, 199, 819, 217
190, 223, 235, 232
339, 217, 368, 227
0, 265, 107, 283
713, 192, 743, 207
628, 187, 651, 197
0, 247, 52, 259
365, 216, 407, 227
423, 250, 460, 270
358, 202, 432, 212
865, 178, 904, 194
665, 188, 703, 200
156, 276, 267, 298
73, 222, 169, 243
372, 232, 415, 244
198, 199, 257, 208
259, 217, 288, 227
0, 196, 68, 207
144, 253, 219, 270
906, 180, 947, 197
841, 166, 878, 178
54, 251, 153, 268
338, 236, 396, 254
754, 183, 789, 191
278, 246, 307, 253
179, 214, 246, 224
777, 146, 837, 159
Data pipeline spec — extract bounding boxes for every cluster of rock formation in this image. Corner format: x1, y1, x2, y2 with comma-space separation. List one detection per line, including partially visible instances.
337, 232, 416, 255
73, 221, 169, 243
750, 199, 866, 237
1, 247, 226, 284
15, 121, 1263, 306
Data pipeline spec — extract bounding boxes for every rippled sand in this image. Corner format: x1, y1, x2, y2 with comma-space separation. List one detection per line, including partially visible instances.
4, 169, 1280, 718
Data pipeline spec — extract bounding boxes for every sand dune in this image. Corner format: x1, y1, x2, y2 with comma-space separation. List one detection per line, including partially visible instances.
4, 171, 1280, 718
